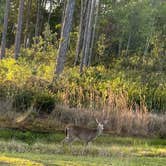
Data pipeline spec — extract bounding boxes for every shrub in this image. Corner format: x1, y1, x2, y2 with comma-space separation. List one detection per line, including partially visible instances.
34, 92, 56, 114
13, 89, 34, 112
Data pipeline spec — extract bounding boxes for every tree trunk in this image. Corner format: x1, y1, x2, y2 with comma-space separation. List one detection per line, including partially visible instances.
0, 0, 10, 59
144, 37, 150, 56
80, 0, 92, 73
88, 0, 100, 66
60, 0, 67, 27
14, 0, 24, 60
38, 0, 47, 36
48, 0, 53, 23
35, 0, 41, 40
125, 33, 131, 56
118, 37, 122, 57
83, 0, 95, 66
74, 0, 88, 66
24, 0, 32, 48
55, 0, 75, 76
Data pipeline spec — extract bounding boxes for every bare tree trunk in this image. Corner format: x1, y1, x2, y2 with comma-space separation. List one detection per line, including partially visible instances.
83, 0, 95, 66
80, 0, 92, 73
88, 0, 100, 66
39, 0, 47, 36
144, 37, 150, 56
24, 0, 32, 48
74, 0, 88, 66
48, 0, 53, 23
125, 33, 131, 56
35, 0, 40, 39
61, 0, 67, 24
14, 0, 24, 60
0, 0, 10, 59
118, 31, 124, 57
55, 0, 75, 76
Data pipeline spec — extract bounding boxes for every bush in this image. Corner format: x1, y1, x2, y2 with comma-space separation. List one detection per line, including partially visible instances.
13, 89, 34, 112
34, 92, 56, 114
0, 52, 165, 112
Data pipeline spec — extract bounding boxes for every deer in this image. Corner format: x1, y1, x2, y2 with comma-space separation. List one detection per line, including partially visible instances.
62, 119, 107, 145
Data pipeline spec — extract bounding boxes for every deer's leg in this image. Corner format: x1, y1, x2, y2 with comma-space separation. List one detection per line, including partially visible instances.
62, 136, 75, 145
61, 137, 67, 145
81, 141, 90, 155
61, 135, 71, 144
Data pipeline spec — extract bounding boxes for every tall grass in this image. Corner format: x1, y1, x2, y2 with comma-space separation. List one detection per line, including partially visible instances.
0, 99, 166, 138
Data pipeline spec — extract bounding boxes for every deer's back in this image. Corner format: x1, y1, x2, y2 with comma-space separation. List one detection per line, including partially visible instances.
66, 124, 97, 141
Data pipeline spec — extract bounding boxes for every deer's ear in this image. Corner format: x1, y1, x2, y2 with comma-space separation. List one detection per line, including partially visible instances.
95, 118, 99, 124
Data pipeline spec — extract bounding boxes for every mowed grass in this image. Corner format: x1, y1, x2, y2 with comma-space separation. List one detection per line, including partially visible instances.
0, 129, 165, 166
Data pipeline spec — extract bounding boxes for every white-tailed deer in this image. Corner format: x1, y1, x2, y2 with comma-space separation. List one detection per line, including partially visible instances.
62, 119, 107, 145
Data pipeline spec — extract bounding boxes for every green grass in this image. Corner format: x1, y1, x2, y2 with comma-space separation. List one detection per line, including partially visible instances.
0, 129, 165, 165
1, 153, 166, 166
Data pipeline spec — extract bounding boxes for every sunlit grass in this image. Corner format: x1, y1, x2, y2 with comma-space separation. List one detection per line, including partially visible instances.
0, 155, 43, 166
1, 152, 166, 166
0, 129, 165, 165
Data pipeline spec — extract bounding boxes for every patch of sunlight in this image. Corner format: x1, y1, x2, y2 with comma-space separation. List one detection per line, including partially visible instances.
0, 156, 43, 166
54, 160, 109, 166
135, 147, 166, 157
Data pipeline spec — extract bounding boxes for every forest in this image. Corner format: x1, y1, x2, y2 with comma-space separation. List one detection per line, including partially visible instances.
0, 0, 166, 165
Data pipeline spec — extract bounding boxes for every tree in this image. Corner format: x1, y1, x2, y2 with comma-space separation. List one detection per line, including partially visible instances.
79, 0, 99, 73
88, 0, 100, 66
24, 0, 32, 48
74, 0, 88, 66
0, 0, 10, 59
48, 0, 53, 23
14, 0, 24, 60
83, 0, 96, 65
35, 0, 41, 40
0, 0, 6, 33
55, 0, 75, 76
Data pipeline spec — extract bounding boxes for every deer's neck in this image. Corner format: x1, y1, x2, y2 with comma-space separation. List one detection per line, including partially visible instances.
97, 127, 103, 136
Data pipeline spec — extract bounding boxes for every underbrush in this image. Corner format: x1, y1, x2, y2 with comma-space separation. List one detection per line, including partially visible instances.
0, 48, 166, 138
0, 53, 166, 112
0, 104, 166, 138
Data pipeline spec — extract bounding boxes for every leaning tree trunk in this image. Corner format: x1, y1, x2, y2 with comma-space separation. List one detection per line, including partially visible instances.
0, 0, 10, 59
14, 0, 24, 60
55, 0, 75, 76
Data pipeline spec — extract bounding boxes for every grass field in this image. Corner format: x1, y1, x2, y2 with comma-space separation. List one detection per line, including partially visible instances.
0, 129, 165, 166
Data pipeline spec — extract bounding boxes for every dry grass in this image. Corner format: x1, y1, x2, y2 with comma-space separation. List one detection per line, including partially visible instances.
0, 98, 166, 138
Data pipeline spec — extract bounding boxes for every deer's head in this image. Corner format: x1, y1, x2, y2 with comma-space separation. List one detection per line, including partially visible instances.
95, 119, 108, 135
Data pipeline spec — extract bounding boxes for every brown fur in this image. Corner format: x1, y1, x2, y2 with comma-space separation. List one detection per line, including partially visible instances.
62, 122, 104, 145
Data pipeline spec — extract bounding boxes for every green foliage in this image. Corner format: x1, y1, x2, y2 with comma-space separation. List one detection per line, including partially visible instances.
0, 58, 31, 84
34, 92, 56, 114
0, 129, 63, 144
13, 89, 34, 112
0, 50, 166, 112
99, 0, 166, 56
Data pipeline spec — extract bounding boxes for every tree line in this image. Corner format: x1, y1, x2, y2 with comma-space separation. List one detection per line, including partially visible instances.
0, 0, 166, 76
